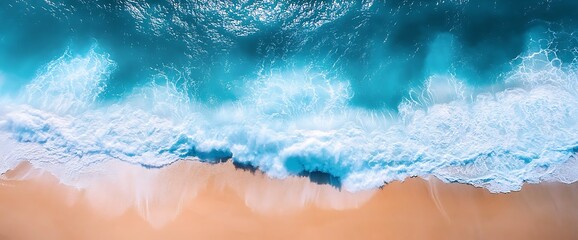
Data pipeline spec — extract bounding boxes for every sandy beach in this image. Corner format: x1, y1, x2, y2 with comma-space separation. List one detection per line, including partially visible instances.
1, 160, 578, 240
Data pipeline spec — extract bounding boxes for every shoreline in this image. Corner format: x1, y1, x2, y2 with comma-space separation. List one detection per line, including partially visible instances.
1, 160, 578, 239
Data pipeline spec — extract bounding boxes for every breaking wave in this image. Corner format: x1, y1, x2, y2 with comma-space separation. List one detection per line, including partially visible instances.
1, 0, 578, 193
1, 38, 578, 192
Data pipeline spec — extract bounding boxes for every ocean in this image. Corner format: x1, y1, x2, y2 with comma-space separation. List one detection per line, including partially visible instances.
1, 0, 578, 192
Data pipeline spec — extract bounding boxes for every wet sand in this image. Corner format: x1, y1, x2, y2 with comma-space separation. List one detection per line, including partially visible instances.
1, 160, 578, 240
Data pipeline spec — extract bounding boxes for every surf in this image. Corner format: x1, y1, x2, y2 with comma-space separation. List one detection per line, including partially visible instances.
1, 0, 578, 193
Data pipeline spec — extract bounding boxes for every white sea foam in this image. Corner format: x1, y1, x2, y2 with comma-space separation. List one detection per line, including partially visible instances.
1, 40, 578, 193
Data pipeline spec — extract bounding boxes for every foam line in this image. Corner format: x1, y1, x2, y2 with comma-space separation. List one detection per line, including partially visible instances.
1, 41, 578, 193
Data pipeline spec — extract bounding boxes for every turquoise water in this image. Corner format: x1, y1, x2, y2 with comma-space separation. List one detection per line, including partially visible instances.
1, 0, 578, 192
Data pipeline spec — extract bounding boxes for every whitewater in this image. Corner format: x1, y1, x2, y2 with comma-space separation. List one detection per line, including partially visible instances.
1, 0, 578, 193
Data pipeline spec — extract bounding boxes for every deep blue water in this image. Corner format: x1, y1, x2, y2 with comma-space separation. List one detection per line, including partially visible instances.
1, 0, 578, 192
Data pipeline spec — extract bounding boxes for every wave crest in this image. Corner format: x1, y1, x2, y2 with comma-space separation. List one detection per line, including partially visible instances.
1, 36, 578, 193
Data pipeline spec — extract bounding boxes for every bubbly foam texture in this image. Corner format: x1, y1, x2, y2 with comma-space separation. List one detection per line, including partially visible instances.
1, 36, 578, 193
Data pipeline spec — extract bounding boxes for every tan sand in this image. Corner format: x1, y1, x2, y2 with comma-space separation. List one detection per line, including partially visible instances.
1, 160, 578, 240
